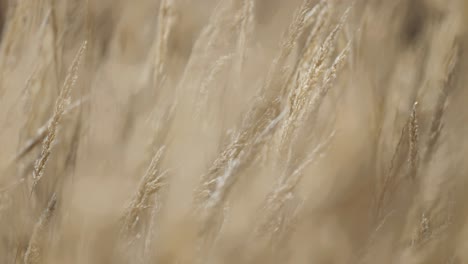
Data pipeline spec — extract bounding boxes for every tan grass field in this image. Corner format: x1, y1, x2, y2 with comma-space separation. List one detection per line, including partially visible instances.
0, 0, 468, 263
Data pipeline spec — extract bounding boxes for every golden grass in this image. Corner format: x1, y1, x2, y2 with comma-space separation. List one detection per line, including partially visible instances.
0, 0, 467, 263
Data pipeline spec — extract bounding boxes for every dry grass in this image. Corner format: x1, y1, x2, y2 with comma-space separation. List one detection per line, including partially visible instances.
0, 0, 467, 263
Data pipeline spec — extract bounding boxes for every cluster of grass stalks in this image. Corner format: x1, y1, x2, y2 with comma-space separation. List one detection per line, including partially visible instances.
0, 0, 467, 263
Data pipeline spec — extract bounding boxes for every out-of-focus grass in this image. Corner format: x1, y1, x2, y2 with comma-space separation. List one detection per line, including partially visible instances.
0, 0, 467, 263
